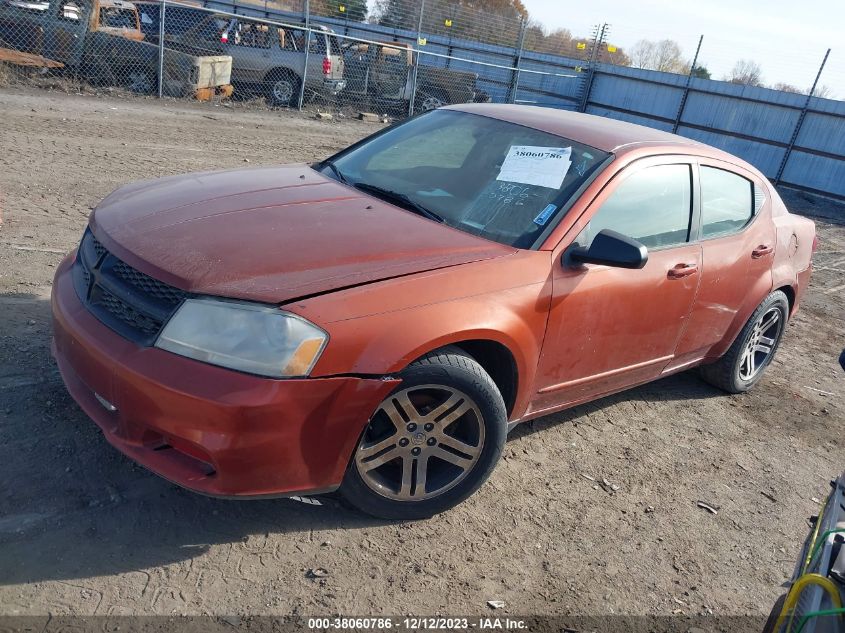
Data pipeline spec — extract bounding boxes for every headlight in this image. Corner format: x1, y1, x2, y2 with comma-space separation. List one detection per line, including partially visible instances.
155, 298, 328, 378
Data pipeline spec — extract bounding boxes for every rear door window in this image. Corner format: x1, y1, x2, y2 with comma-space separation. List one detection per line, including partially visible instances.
281, 27, 305, 51
308, 31, 328, 55
231, 20, 271, 48
327, 34, 341, 56
700, 166, 754, 238
580, 164, 693, 249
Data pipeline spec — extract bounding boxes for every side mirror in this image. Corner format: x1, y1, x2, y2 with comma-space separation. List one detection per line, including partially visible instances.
566, 229, 649, 270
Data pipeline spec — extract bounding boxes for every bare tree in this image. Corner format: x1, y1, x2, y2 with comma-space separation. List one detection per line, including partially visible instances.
811, 84, 833, 99
771, 81, 834, 99
728, 59, 763, 86
630, 39, 656, 69
652, 39, 686, 72
629, 39, 687, 73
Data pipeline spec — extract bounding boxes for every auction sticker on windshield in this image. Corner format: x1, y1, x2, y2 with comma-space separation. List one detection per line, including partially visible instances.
497, 146, 572, 189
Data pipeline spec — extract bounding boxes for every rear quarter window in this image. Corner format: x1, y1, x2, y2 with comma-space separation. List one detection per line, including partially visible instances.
700, 166, 754, 238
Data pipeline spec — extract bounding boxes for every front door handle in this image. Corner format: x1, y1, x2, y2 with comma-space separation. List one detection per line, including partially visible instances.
667, 263, 698, 279
752, 244, 774, 258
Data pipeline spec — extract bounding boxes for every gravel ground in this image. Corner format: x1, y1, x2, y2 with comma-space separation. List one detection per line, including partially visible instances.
0, 86, 843, 619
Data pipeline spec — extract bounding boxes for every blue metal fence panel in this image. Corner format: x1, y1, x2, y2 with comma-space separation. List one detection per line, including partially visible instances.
676, 126, 787, 177
586, 105, 674, 131
587, 73, 683, 120
679, 90, 800, 144
795, 111, 845, 156
781, 151, 845, 198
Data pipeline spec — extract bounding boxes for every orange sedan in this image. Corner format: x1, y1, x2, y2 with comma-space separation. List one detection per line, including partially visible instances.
51, 105, 816, 519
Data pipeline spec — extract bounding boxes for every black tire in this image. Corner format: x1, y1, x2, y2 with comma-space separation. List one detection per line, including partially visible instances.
762, 592, 787, 633
265, 69, 300, 107
339, 346, 507, 520
123, 68, 157, 95
415, 87, 449, 113
699, 290, 789, 393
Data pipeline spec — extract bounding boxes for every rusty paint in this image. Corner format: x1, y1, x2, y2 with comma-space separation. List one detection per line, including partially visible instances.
0, 47, 64, 68
194, 84, 233, 101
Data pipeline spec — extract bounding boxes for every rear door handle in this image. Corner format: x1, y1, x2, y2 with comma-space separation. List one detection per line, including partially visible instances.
667, 263, 698, 279
752, 245, 774, 258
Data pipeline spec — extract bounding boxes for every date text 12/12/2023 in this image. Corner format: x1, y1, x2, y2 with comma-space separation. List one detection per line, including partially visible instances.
306, 617, 529, 630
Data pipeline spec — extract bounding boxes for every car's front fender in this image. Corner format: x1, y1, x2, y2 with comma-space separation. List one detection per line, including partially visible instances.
287, 252, 554, 420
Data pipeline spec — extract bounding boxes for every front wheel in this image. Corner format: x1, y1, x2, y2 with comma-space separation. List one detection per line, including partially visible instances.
339, 347, 507, 520
124, 68, 156, 94
699, 290, 789, 393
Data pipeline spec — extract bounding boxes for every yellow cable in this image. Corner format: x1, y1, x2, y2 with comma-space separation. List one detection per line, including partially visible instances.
802, 492, 831, 574
776, 574, 844, 633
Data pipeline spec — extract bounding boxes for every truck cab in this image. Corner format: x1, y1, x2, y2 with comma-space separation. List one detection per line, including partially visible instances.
0, 0, 232, 96
343, 40, 487, 112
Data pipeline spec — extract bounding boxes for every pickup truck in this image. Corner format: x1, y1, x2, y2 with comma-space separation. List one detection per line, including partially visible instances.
135, 3, 346, 106
342, 40, 490, 112
0, 0, 232, 97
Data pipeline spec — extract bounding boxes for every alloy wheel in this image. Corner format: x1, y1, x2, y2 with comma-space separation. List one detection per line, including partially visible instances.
272, 79, 294, 104
354, 385, 485, 501
420, 95, 445, 111
738, 306, 782, 381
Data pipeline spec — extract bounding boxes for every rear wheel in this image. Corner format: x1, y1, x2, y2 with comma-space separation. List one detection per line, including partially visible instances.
340, 347, 507, 520
415, 88, 448, 112
699, 290, 789, 393
265, 69, 300, 107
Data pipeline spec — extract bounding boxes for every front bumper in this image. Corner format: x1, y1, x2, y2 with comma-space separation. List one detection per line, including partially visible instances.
51, 254, 398, 497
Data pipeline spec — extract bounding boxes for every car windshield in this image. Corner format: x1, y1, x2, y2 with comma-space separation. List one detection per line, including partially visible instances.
321, 109, 610, 248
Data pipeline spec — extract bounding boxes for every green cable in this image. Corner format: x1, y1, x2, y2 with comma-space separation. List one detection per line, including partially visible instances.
793, 608, 845, 633
806, 529, 845, 570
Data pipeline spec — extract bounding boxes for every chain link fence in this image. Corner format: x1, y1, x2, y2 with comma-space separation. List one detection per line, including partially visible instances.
0, 0, 585, 116
1, 0, 843, 198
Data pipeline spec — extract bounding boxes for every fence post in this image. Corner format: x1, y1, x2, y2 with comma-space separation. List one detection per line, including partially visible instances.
407, 0, 426, 117
672, 35, 702, 134
774, 48, 830, 186
297, 0, 310, 110
507, 18, 526, 104
577, 22, 606, 113
157, 0, 166, 98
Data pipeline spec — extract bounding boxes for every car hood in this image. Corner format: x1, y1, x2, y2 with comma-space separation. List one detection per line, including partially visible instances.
90, 164, 516, 304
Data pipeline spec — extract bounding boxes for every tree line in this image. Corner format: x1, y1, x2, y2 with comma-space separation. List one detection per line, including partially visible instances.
302, 0, 833, 99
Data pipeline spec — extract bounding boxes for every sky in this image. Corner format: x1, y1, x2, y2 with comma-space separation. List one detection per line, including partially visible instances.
520, 0, 844, 99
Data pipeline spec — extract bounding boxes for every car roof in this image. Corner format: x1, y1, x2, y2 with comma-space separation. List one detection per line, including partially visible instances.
447, 103, 731, 158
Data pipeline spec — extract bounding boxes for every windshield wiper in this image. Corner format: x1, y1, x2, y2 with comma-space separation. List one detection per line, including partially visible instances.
322, 160, 349, 185
353, 182, 445, 224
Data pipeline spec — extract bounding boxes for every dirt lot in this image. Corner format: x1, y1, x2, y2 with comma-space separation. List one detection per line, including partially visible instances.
0, 86, 843, 619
